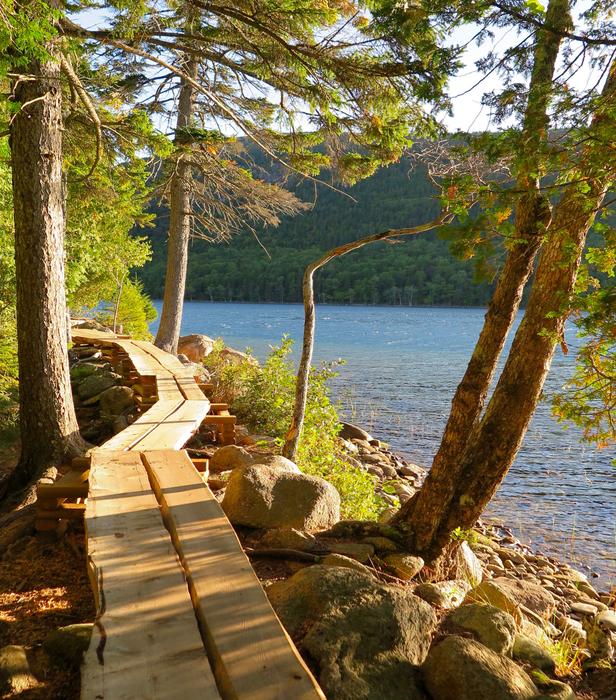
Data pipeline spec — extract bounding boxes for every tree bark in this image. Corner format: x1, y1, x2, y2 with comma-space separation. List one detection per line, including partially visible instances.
9, 45, 84, 489
154, 57, 197, 354
400, 58, 616, 562
393, 0, 571, 548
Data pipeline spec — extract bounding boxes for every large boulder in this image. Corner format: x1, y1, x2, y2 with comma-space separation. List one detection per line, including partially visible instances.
465, 580, 523, 625
447, 603, 517, 655
177, 334, 215, 363
221, 465, 340, 530
43, 624, 92, 669
99, 385, 134, 416
268, 565, 436, 700
422, 636, 538, 700
251, 454, 301, 474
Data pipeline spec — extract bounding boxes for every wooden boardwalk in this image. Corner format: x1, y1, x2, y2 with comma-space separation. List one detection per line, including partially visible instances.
46, 328, 324, 699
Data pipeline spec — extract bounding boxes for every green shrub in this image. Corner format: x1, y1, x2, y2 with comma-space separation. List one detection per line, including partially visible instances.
0, 309, 19, 448
94, 278, 157, 339
215, 336, 385, 520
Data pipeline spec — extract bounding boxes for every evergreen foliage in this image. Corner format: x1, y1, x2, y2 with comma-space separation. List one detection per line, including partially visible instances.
139, 156, 496, 307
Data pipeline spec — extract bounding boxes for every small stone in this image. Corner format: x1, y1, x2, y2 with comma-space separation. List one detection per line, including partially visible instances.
447, 603, 517, 654
321, 553, 373, 575
384, 554, 424, 580
259, 528, 317, 551
366, 465, 384, 478
415, 580, 471, 609
570, 601, 599, 616
362, 536, 398, 553
531, 673, 576, 700
43, 624, 92, 668
378, 507, 397, 524
457, 541, 484, 587
512, 635, 556, 673
339, 422, 373, 442
597, 610, 616, 632
0, 645, 37, 695
327, 542, 374, 562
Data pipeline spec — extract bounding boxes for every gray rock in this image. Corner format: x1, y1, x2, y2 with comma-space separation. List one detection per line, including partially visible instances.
465, 581, 523, 625
0, 645, 37, 695
251, 454, 301, 474
43, 624, 92, 668
339, 422, 373, 442
512, 635, 556, 673
259, 528, 317, 551
99, 385, 134, 416
321, 554, 373, 575
70, 362, 107, 381
422, 635, 538, 700
222, 465, 340, 531
327, 542, 375, 563
77, 373, 118, 400
531, 674, 576, 700
448, 603, 517, 655
362, 536, 398, 553
458, 541, 484, 587
415, 580, 471, 609
597, 609, 616, 632
210, 445, 254, 472
384, 554, 424, 581
570, 601, 598, 616
492, 577, 555, 618
268, 566, 436, 700
177, 333, 215, 362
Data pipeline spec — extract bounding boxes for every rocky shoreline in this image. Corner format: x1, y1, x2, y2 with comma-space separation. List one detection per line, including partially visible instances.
51, 327, 616, 698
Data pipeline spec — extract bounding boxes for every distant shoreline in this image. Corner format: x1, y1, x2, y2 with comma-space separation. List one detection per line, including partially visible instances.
155, 299, 494, 311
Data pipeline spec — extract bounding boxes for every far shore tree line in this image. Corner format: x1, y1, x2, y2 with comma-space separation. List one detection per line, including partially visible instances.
1, 0, 614, 565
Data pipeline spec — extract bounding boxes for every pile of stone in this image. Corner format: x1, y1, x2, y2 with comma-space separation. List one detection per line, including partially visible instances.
69, 334, 136, 444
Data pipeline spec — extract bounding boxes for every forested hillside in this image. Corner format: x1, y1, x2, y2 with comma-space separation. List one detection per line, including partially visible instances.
138, 157, 495, 307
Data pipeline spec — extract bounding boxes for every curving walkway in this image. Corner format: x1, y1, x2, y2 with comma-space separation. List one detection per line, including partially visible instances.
42, 329, 324, 699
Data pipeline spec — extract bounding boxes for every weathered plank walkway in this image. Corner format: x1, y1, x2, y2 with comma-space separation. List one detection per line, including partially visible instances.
52, 328, 323, 699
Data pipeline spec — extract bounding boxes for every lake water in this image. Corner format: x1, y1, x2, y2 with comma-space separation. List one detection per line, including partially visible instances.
151, 301, 615, 582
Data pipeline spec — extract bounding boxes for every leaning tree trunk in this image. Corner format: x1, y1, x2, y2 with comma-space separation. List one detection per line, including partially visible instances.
283, 214, 452, 461
401, 60, 616, 562
393, 0, 571, 548
9, 45, 84, 489
154, 57, 197, 354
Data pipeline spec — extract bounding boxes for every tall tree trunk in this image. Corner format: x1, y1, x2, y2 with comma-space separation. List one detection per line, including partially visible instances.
154, 57, 197, 354
401, 60, 616, 562
9, 44, 84, 489
393, 0, 571, 548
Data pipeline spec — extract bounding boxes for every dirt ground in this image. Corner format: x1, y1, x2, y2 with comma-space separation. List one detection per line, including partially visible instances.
0, 445, 94, 700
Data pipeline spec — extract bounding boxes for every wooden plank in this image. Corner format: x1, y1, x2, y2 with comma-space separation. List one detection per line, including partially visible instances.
82, 451, 220, 700
71, 328, 118, 345
132, 341, 206, 401
99, 400, 184, 451
37, 503, 86, 520
113, 341, 184, 402
142, 450, 325, 700
132, 400, 210, 451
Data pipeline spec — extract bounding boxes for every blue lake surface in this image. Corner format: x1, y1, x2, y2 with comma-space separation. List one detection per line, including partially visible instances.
152, 301, 615, 582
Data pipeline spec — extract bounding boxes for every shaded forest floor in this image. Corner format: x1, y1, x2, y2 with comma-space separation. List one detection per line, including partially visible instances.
0, 448, 95, 700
